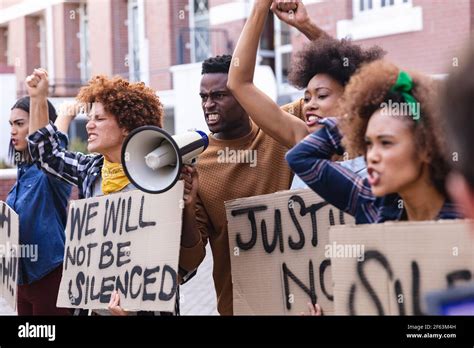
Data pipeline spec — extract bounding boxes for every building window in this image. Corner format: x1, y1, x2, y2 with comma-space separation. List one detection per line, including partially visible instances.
381, 0, 395, 6
127, 0, 148, 83
359, 0, 373, 12
189, 0, 210, 63
78, 3, 91, 83
354, 0, 411, 16
128, 0, 140, 81
337, 0, 421, 40
274, 19, 292, 88
0, 27, 8, 66
258, 11, 275, 73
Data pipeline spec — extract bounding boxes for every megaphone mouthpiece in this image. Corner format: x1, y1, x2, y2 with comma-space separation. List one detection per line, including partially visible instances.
145, 142, 176, 170
122, 126, 208, 194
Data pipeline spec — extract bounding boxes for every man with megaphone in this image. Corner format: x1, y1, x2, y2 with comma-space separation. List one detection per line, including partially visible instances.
25, 68, 200, 316
177, 54, 308, 316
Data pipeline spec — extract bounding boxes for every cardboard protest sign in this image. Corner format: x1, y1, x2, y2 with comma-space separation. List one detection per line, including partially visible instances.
0, 201, 19, 311
330, 220, 474, 315
57, 182, 184, 312
225, 188, 354, 315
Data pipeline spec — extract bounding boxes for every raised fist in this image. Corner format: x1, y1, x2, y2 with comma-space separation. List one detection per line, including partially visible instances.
25, 68, 49, 98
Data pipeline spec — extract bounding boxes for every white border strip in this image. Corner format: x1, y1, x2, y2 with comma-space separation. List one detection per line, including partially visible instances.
0, 0, 65, 25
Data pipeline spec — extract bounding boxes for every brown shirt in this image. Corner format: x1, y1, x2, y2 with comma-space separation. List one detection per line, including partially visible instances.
179, 99, 304, 315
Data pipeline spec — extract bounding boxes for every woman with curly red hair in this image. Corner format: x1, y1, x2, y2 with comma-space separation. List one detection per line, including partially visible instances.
25, 68, 198, 315
286, 59, 463, 223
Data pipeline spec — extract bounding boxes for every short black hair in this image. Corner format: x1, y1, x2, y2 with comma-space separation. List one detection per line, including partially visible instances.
9, 96, 58, 164
201, 55, 232, 74
289, 37, 386, 89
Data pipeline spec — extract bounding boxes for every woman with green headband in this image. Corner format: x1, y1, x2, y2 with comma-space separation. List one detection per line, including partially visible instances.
287, 59, 463, 224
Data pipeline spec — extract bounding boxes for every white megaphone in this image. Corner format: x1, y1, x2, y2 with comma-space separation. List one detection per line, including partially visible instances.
121, 126, 208, 194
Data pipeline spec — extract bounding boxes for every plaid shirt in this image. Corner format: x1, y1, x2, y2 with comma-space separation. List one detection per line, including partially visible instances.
286, 118, 463, 224
28, 123, 194, 314
28, 122, 103, 199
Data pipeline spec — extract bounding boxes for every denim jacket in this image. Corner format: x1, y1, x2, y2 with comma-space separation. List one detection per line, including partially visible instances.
6, 132, 71, 285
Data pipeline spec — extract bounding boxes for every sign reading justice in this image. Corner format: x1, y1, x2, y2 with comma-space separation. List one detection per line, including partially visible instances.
225, 189, 354, 315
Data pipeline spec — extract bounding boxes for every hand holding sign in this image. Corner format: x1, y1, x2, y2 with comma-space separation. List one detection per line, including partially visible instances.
301, 302, 323, 316
108, 290, 128, 316
180, 165, 199, 207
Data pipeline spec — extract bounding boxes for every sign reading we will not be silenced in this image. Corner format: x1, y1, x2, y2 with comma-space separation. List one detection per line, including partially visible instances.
330, 220, 474, 315
56, 182, 184, 312
225, 189, 354, 315
0, 202, 19, 311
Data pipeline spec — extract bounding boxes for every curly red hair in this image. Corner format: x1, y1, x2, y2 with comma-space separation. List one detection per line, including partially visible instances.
77, 75, 163, 131
339, 60, 449, 195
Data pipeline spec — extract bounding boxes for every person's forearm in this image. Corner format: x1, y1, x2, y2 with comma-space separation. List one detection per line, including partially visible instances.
297, 19, 329, 41
285, 120, 365, 216
179, 203, 206, 278
29, 96, 50, 135
55, 115, 74, 134
228, 1, 308, 148
287, 119, 342, 172
181, 204, 201, 248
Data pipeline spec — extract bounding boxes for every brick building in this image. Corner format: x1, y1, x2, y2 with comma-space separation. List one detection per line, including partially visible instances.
0, 0, 472, 314
0, 0, 472, 147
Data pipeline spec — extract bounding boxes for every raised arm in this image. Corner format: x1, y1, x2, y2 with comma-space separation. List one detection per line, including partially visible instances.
26, 68, 50, 134
286, 118, 375, 216
55, 101, 80, 134
227, 0, 309, 148
26, 69, 95, 187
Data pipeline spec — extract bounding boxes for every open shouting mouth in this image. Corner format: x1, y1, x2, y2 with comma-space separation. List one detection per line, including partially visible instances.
206, 113, 220, 126
367, 167, 381, 186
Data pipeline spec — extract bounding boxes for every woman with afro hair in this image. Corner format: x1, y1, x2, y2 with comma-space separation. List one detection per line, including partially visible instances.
25, 69, 199, 316
286, 59, 463, 224
228, 0, 385, 188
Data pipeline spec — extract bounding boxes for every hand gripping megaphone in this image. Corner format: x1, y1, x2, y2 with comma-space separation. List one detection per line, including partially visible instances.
121, 126, 208, 194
